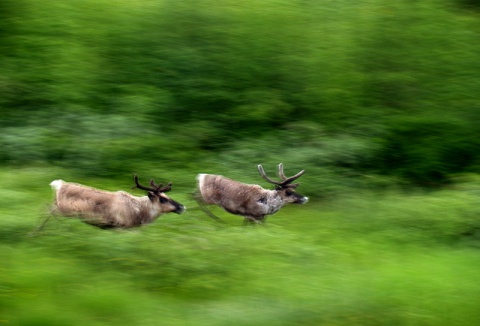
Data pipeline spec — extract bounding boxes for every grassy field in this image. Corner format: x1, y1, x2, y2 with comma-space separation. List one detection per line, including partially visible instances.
1, 168, 480, 325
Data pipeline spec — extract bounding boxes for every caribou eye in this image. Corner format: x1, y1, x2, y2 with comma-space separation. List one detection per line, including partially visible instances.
159, 196, 168, 204
285, 190, 294, 196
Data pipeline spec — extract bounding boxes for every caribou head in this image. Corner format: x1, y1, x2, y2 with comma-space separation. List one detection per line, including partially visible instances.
133, 175, 185, 214
257, 163, 308, 204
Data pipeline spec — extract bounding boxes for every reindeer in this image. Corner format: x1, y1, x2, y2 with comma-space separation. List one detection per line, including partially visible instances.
45, 175, 185, 229
195, 163, 308, 224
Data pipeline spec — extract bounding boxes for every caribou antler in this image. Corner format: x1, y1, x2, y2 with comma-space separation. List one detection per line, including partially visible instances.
278, 163, 305, 186
149, 179, 172, 192
133, 175, 172, 193
157, 182, 172, 193
133, 175, 156, 192
258, 163, 305, 188
278, 163, 287, 180
258, 164, 282, 185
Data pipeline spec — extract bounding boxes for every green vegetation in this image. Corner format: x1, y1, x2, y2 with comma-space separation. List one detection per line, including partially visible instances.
2, 168, 480, 325
2, 0, 480, 324
1, 0, 480, 183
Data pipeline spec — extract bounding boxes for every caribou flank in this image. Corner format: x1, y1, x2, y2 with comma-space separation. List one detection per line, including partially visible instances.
48, 175, 185, 229
195, 163, 308, 224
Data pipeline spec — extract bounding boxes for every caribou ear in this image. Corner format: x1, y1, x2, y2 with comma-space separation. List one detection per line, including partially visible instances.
148, 191, 156, 202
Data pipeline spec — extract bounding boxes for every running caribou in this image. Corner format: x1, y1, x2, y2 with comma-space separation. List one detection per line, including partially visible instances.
195, 163, 308, 224
47, 175, 185, 229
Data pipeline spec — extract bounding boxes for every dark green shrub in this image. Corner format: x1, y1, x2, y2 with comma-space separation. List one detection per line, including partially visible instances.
375, 117, 479, 185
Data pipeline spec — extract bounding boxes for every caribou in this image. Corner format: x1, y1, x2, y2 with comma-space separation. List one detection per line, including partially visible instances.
46, 175, 185, 229
195, 163, 308, 224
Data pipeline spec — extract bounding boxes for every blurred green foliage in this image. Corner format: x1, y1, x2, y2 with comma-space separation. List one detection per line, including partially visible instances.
2, 168, 480, 325
1, 0, 480, 185
376, 116, 480, 185
2, 2, 480, 323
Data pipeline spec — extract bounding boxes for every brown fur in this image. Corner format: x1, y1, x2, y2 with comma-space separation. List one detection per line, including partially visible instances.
196, 173, 307, 223
198, 175, 271, 217
50, 180, 185, 228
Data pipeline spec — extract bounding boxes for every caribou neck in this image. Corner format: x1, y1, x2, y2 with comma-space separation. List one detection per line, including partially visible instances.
264, 190, 285, 215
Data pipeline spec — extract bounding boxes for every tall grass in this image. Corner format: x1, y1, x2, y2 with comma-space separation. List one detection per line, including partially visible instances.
1, 168, 480, 325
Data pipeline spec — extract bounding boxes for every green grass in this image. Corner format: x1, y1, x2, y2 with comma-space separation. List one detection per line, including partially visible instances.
1, 168, 480, 325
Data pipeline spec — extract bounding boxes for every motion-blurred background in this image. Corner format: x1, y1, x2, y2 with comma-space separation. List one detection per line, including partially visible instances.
2, 1, 480, 325
2, 0, 479, 188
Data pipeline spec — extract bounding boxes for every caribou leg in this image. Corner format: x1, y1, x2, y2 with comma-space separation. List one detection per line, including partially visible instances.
29, 204, 57, 236
192, 191, 226, 224
243, 216, 263, 225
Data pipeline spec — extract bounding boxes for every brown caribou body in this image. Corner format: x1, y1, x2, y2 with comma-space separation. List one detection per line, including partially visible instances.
196, 164, 308, 223
49, 176, 185, 228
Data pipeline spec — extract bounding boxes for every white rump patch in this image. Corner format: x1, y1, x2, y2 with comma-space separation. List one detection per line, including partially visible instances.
50, 179, 64, 190
197, 174, 206, 190
196, 174, 208, 201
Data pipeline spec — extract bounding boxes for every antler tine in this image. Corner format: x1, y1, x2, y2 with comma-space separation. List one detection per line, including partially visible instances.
158, 182, 173, 193
149, 178, 171, 192
132, 175, 156, 192
280, 169, 306, 186
150, 179, 165, 189
258, 164, 282, 185
278, 163, 288, 180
